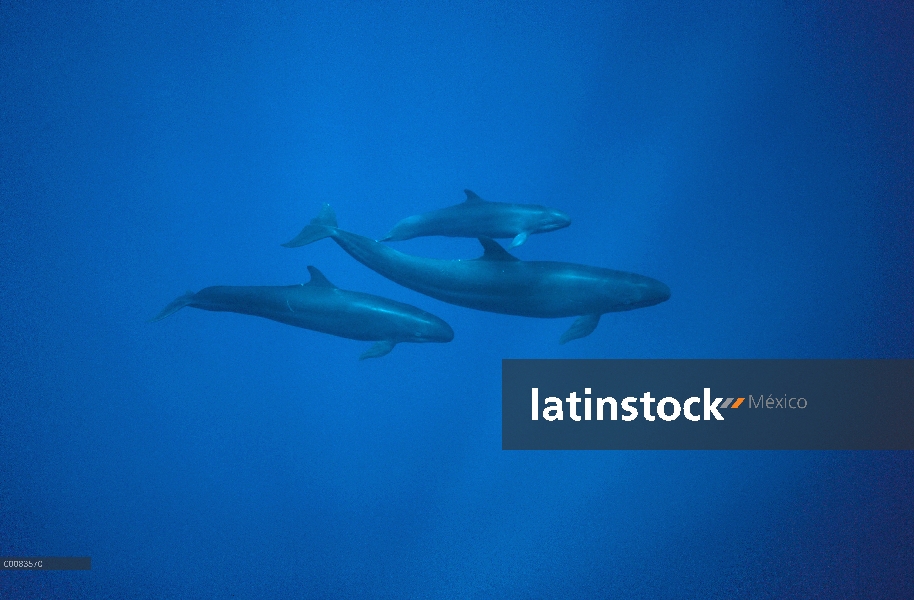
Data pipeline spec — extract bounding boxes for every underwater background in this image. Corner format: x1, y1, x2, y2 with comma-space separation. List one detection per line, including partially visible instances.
1, 1, 912, 598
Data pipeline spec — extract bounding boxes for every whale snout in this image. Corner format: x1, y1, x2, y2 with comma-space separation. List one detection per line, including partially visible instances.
616, 275, 670, 310
555, 210, 572, 229
643, 279, 671, 306
433, 320, 455, 343
540, 209, 572, 232
415, 315, 455, 343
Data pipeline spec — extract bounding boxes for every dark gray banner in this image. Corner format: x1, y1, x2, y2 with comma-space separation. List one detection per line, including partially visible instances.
1, 557, 91, 570
502, 359, 914, 450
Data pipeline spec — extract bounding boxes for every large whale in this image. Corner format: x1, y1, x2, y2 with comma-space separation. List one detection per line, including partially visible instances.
284, 206, 670, 343
380, 189, 571, 248
151, 266, 454, 359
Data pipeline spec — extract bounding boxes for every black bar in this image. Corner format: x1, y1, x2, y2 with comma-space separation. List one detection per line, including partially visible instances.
1, 557, 91, 570
502, 359, 914, 450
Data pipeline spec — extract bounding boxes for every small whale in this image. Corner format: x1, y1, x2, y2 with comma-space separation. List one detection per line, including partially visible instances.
380, 189, 571, 248
284, 206, 670, 344
151, 266, 454, 359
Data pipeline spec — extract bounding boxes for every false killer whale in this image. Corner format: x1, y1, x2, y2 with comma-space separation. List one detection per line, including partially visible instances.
283, 206, 670, 343
151, 266, 454, 359
380, 189, 571, 248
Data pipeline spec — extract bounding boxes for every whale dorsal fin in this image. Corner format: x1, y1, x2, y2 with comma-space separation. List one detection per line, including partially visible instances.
306, 265, 337, 288
476, 237, 519, 262
463, 189, 486, 203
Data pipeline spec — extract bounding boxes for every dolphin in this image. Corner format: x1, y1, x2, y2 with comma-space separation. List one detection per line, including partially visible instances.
283, 206, 670, 343
150, 266, 454, 359
380, 189, 571, 248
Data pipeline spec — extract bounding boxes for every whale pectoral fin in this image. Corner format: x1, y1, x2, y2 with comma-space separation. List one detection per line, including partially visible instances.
560, 314, 601, 344
509, 231, 529, 248
360, 340, 397, 360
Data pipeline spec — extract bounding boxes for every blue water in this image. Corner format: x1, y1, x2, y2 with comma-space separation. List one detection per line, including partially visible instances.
2, 2, 912, 597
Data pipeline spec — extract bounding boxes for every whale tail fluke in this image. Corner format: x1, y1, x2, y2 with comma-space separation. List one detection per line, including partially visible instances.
149, 291, 196, 322
282, 203, 338, 248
